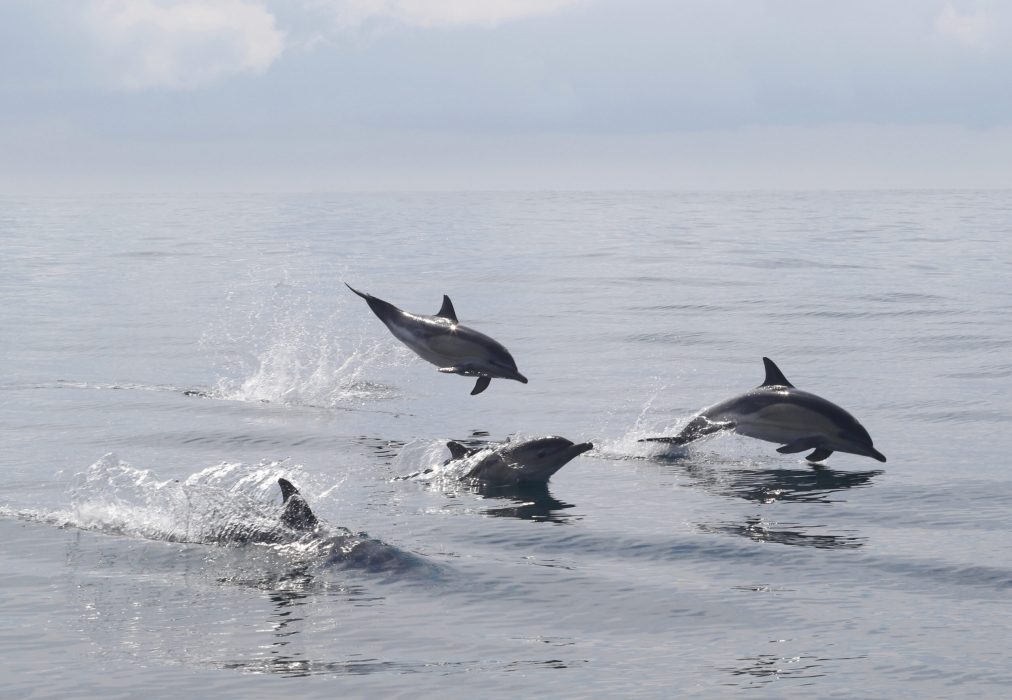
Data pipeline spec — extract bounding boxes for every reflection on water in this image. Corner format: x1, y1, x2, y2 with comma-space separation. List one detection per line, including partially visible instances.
660, 458, 883, 504
700, 516, 865, 550
218, 655, 582, 678
354, 435, 407, 463
719, 651, 827, 687
655, 458, 881, 549
470, 482, 576, 523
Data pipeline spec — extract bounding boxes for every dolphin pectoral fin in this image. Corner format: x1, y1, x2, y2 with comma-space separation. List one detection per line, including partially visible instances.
805, 447, 834, 462
471, 377, 491, 395
436, 295, 458, 323
760, 357, 795, 388
776, 436, 824, 454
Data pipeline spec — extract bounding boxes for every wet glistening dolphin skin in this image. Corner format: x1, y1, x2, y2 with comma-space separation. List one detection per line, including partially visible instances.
346, 284, 527, 395
444, 436, 595, 486
640, 357, 886, 464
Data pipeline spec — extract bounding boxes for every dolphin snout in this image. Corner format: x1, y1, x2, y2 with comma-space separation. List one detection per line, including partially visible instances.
869, 448, 887, 463
570, 442, 594, 456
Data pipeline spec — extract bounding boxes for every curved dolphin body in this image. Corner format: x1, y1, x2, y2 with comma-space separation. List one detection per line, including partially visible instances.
346, 284, 527, 395
640, 358, 886, 463
444, 436, 594, 485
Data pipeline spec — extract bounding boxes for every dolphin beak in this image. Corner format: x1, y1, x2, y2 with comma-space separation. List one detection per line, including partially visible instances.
511, 371, 528, 384
869, 448, 887, 463
570, 442, 594, 456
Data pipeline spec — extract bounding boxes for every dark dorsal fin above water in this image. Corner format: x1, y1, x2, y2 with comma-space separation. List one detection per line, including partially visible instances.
446, 440, 479, 461
278, 478, 319, 530
760, 357, 794, 388
436, 295, 458, 323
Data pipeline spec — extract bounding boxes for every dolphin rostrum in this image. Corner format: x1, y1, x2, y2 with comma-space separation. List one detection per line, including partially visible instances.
346, 284, 527, 395
640, 357, 886, 463
443, 436, 594, 485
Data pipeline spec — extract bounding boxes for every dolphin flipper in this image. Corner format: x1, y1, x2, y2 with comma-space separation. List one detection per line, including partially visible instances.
805, 447, 834, 462
278, 478, 319, 530
776, 436, 824, 454
471, 377, 491, 395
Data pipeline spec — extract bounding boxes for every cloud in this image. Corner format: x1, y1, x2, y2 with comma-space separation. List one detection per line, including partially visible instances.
85, 0, 285, 89
935, 2, 992, 48
299, 0, 584, 29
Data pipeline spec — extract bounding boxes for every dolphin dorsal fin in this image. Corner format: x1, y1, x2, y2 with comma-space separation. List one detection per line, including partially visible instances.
278, 477, 300, 503
760, 357, 794, 388
446, 440, 477, 461
436, 295, 458, 323
278, 478, 318, 530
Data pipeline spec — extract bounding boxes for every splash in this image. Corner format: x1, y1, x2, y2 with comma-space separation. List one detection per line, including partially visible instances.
205, 276, 411, 408
595, 387, 695, 460
57, 453, 320, 548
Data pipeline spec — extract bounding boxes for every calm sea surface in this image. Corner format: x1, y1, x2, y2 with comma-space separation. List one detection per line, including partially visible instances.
2, 191, 1010, 698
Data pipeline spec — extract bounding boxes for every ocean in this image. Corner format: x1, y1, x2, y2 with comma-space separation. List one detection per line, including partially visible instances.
2, 191, 1010, 698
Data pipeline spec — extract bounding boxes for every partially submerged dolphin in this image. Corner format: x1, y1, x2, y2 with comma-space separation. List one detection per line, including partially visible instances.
346, 284, 527, 395
640, 357, 886, 463
267, 478, 427, 573
443, 436, 594, 485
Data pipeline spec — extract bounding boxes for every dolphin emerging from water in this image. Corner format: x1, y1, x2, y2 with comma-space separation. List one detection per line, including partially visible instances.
346, 284, 527, 395
640, 357, 886, 463
443, 436, 594, 485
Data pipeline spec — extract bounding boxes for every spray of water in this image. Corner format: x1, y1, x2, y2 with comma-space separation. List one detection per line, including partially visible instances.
204, 275, 412, 408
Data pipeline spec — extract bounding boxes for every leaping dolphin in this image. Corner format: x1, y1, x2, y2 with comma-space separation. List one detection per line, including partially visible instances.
640, 357, 886, 463
346, 284, 527, 395
443, 436, 594, 485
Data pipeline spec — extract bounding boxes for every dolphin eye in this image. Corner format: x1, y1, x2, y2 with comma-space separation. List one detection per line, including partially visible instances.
536, 451, 546, 459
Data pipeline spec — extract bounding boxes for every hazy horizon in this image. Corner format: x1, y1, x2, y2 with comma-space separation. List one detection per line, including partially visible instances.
3, 1, 1011, 193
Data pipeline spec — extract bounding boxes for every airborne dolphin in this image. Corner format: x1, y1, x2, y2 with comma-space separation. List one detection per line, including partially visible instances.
443, 436, 594, 485
346, 284, 527, 395
640, 357, 886, 463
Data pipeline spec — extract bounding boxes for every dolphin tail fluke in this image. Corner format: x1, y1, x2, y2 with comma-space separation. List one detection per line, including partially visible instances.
278, 478, 319, 530
471, 377, 491, 395
344, 282, 369, 300
639, 416, 732, 445
638, 436, 690, 445
805, 447, 834, 462
345, 283, 401, 321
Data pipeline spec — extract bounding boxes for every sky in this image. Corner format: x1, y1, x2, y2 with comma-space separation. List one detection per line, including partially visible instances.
2, 0, 1011, 192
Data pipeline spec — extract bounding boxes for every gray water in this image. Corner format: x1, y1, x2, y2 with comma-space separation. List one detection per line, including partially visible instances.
2, 191, 1010, 698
